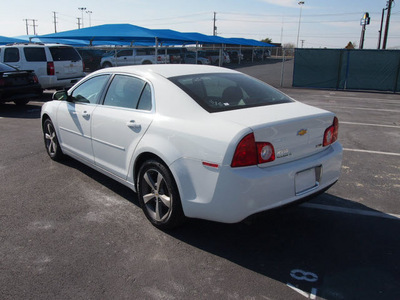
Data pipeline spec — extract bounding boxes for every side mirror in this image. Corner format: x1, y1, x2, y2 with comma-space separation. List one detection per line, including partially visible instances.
52, 90, 70, 101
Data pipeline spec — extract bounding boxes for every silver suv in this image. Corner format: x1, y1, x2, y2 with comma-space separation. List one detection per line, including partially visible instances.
0, 43, 85, 90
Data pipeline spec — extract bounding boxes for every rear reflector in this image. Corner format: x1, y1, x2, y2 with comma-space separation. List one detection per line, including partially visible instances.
202, 162, 219, 168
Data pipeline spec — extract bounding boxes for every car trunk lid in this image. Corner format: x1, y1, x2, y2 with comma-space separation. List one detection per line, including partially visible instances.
217, 102, 336, 167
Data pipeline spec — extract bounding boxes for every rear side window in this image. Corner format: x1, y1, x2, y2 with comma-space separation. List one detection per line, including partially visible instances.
49, 46, 81, 61
104, 75, 151, 110
4, 48, 20, 63
24, 47, 46, 61
169, 73, 293, 113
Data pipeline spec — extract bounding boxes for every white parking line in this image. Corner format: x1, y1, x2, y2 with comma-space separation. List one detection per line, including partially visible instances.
341, 121, 400, 129
300, 203, 400, 220
343, 148, 400, 156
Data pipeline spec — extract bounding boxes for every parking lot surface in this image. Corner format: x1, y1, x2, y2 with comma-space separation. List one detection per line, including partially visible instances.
1, 63, 399, 299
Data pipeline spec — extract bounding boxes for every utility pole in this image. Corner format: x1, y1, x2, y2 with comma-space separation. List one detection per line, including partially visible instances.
77, 18, 81, 29
301, 40, 305, 48
382, 0, 393, 49
377, 8, 386, 49
213, 12, 217, 36
53, 11, 58, 33
31, 19, 38, 35
23, 19, 30, 35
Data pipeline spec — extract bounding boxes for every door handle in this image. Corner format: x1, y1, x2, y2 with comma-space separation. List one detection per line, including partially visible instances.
126, 120, 141, 130
82, 111, 90, 118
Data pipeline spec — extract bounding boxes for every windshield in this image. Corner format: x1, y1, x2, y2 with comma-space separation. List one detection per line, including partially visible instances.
169, 73, 293, 112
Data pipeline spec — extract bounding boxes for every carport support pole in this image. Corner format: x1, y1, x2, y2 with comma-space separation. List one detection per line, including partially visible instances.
155, 37, 158, 63
280, 48, 285, 87
239, 45, 242, 65
195, 41, 199, 64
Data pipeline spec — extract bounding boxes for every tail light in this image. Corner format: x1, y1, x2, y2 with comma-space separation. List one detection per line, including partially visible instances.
33, 74, 39, 83
0, 78, 5, 86
231, 133, 275, 167
323, 117, 339, 147
47, 62, 55, 76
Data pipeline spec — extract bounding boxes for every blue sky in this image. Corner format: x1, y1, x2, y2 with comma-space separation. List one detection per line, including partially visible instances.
1, 0, 399, 48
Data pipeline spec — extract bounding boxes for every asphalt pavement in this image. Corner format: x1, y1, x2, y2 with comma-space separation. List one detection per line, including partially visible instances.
1, 62, 399, 299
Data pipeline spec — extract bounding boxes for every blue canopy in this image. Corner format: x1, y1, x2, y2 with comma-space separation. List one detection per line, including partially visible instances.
38, 24, 275, 47
0, 36, 28, 45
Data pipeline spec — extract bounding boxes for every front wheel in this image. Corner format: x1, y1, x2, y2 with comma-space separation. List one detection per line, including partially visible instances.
43, 119, 64, 161
137, 160, 185, 230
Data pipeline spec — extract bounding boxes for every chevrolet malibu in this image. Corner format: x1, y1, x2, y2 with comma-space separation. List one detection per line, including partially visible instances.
41, 65, 342, 229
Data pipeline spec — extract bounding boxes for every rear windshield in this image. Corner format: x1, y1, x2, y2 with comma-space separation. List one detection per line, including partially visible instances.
49, 46, 81, 61
169, 73, 293, 112
24, 47, 46, 61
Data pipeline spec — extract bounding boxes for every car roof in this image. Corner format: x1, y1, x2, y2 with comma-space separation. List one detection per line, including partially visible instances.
94, 64, 238, 79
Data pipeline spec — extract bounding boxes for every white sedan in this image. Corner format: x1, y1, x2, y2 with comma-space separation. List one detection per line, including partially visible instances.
41, 65, 342, 229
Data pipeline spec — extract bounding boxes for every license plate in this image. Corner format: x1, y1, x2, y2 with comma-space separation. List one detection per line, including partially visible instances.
295, 167, 318, 195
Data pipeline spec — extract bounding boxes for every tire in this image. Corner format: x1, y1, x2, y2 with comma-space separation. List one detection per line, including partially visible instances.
142, 60, 152, 65
102, 62, 112, 68
43, 119, 64, 161
137, 160, 185, 230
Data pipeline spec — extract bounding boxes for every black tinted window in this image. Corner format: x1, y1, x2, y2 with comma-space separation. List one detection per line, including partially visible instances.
169, 73, 293, 113
4, 48, 20, 63
24, 47, 46, 61
49, 46, 81, 61
137, 83, 152, 111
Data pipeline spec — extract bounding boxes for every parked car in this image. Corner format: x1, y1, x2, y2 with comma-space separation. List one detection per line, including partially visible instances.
0, 62, 42, 105
0, 43, 85, 90
77, 48, 108, 72
182, 52, 210, 65
198, 50, 230, 65
41, 65, 342, 229
100, 48, 169, 68
159, 47, 188, 64
227, 50, 244, 63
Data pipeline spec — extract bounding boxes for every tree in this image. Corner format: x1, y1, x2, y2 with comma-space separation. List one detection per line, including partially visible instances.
345, 42, 355, 49
261, 38, 272, 44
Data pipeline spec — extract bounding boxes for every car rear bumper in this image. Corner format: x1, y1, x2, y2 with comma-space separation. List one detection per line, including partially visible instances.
0, 84, 42, 101
172, 142, 343, 223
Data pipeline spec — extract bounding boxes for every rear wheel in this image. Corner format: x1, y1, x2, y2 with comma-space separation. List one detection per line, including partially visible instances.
43, 119, 64, 161
137, 160, 185, 230
102, 62, 112, 68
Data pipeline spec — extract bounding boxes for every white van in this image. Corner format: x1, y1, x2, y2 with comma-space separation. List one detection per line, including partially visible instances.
0, 43, 85, 90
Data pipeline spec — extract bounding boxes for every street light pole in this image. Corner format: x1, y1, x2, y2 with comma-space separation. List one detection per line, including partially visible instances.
86, 10, 93, 27
78, 7, 86, 28
296, 1, 305, 48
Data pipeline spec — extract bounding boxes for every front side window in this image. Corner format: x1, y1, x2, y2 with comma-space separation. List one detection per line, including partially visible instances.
24, 47, 46, 61
104, 75, 151, 110
71, 75, 110, 104
169, 73, 293, 113
4, 48, 20, 63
